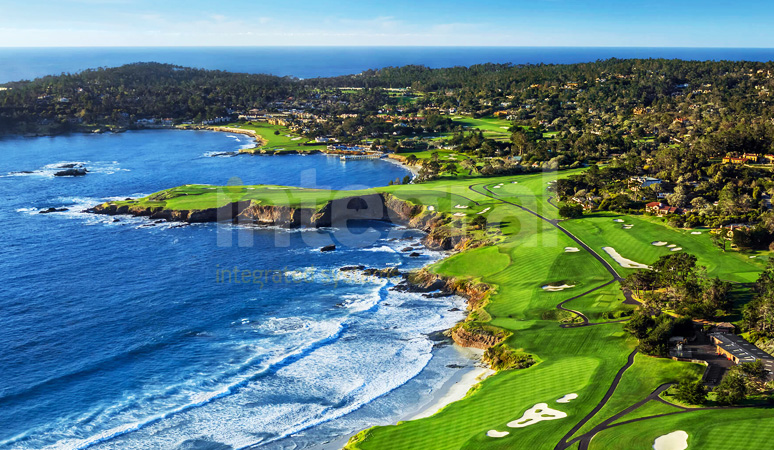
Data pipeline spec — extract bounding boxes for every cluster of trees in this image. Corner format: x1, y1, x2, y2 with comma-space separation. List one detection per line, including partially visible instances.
624, 311, 694, 357
743, 261, 774, 335
714, 360, 770, 405
622, 253, 732, 319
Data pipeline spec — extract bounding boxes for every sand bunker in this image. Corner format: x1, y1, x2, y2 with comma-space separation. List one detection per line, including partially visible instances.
506, 403, 567, 428
565, 247, 580, 252
454, 205, 469, 209
542, 284, 576, 292
557, 393, 578, 403
691, 231, 702, 235
427, 206, 435, 211
652, 241, 668, 246
493, 186, 502, 189
487, 430, 510, 438
602, 247, 650, 269
511, 181, 518, 184
613, 219, 625, 223
671, 248, 683, 252
653, 430, 688, 450
750, 255, 757, 259
453, 213, 466, 217
478, 207, 491, 214
667, 244, 677, 248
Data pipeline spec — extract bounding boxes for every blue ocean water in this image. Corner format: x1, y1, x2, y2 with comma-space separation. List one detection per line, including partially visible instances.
2, 46, 774, 83
0, 130, 471, 449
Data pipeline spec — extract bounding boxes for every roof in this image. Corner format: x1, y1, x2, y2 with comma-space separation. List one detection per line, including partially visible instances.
711, 333, 774, 367
646, 202, 663, 207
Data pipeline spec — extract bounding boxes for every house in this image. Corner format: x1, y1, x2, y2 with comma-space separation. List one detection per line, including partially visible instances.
646, 202, 681, 216
722, 156, 750, 164
629, 176, 662, 191
711, 333, 774, 378
743, 153, 759, 163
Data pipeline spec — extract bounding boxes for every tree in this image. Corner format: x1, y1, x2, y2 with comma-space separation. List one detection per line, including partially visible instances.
470, 215, 487, 230
715, 371, 748, 405
624, 310, 655, 340
273, 130, 280, 135
558, 203, 584, 219
711, 230, 727, 252
674, 378, 707, 405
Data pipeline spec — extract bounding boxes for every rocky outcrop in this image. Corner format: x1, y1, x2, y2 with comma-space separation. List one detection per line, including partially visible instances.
450, 326, 502, 350
88, 200, 252, 223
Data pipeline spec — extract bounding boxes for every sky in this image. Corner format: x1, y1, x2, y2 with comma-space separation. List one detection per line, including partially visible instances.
0, 0, 771, 48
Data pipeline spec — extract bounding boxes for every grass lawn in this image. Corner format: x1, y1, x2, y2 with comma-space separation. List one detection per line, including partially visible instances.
218, 122, 328, 153
561, 212, 768, 282
588, 408, 774, 450
571, 353, 705, 438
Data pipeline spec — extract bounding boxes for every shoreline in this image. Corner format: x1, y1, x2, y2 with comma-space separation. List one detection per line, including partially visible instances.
406, 346, 494, 421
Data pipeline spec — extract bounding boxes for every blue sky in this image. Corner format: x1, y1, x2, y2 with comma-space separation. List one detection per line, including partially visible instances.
0, 0, 771, 47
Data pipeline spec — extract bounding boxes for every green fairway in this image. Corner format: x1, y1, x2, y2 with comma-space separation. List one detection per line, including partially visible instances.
218, 122, 328, 152
588, 408, 774, 450
561, 212, 768, 282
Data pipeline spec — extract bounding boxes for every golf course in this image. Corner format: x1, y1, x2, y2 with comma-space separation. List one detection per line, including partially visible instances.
92, 167, 773, 450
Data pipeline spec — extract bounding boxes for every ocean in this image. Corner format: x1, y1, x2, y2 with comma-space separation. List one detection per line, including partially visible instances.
0, 130, 474, 449
2, 46, 774, 83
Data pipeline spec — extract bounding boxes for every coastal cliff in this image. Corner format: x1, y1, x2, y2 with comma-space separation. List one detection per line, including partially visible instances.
89, 191, 501, 350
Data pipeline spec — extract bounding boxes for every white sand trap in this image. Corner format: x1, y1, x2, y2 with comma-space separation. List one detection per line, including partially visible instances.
511, 181, 518, 184
487, 430, 510, 438
565, 247, 580, 252
602, 247, 650, 269
670, 248, 683, 252
506, 403, 567, 428
691, 231, 702, 235
290, 137, 301, 141
455, 205, 469, 209
667, 244, 677, 248
613, 219, 625, 223
653, 430, 688, 450
557, 393, 578, 403
493, 186, 501, 189
500, 126, 509, 129
623, 226, 633, 230
453, 213, 466, 217
750, 255, 757, 259
542, 284, 576, 292
427, 205, 435, 211
652, 241, 668, 246
624, 224, 634, 227
478, 207, 491, 214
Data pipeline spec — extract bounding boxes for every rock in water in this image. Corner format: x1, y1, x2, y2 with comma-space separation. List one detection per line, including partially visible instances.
320, 245, 336, 252
54, 167, 87, 177
39, 207, 69, 214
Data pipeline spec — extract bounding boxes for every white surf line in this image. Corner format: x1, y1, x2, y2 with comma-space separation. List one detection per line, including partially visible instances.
487, 430, 510, 438
653, 430, 688, 450
601, 247, 650, 269
556, 393, 578, 403
506, 403, 567, 428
